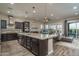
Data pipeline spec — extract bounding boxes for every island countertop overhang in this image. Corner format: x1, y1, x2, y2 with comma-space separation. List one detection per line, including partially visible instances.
18, 32, 57, 40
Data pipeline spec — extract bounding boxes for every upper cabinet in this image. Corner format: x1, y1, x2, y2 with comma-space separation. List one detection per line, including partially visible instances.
23, 22, 30, 32
15, 22, 30, 33
15, 22, 23, 29
1, 20, 7, 29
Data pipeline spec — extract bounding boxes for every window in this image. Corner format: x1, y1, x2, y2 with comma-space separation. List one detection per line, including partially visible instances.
77, 23, 79, 38
68, 22, 79, 38
49, 24, 56, 30
68, 23, 76, 37
45, 24, 48, 29
49, 24, 63, 34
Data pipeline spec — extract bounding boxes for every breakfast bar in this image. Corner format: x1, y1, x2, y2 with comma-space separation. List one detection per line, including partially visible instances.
18, 33, 57, 56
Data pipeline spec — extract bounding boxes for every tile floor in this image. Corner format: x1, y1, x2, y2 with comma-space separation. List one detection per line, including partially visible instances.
0, 40, 34, 56
0, 40, 79, 56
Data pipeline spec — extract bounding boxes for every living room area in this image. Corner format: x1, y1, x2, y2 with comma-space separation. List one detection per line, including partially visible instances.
52, 19, 79, 56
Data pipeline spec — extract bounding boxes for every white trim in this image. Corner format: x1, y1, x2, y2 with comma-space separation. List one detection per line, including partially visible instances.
48, 50, 53, 55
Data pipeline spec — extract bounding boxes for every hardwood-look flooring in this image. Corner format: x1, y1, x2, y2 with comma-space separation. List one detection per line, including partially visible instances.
0, 40, 79, 56
53, 45, 79, 56
0, 40, 34, 56
52, 39, 79, 56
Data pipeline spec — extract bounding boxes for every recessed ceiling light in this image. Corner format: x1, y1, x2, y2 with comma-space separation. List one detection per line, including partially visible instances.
51, 14, 54, 16
33, 10, 36, 13
73, 6, 78, 10
25, 15, 28, 18
8, 11, 10, 13
75, 13, 78, 15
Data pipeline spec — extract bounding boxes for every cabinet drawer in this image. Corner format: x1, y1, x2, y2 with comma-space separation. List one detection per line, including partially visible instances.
31, 38, 39, 45
31, 43, 39, 55
31, 38, 39, 55
1, 34, 7, 42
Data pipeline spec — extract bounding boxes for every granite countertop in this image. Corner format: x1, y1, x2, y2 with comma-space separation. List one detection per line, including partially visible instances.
1, 30, 57, 40
1, 31, 19, 34
18, 32, 57, 40
1, 29, 21, 34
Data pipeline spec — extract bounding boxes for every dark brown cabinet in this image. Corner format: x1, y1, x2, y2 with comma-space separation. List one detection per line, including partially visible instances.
18, 34, 48, 56
39, 40, 48, 56
23, 22, 30, 32
31, 38, 39, 55
15, 22, 30, 32
15, 22, 23, 29
18, 35, 26, 47
26, 36, 31, 50
1, 33, 17, 42
1, 34, 7, 42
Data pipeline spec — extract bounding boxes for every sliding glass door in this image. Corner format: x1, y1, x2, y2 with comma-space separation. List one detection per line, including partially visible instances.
68, 23, 76, 37
77, 23, 79, 38
68, 22, 79, 38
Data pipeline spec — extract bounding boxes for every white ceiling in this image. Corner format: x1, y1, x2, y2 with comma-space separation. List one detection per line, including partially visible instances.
0, 3, 79, 21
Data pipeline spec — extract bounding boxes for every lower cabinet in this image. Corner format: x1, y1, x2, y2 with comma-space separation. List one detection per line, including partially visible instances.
31, 38, 39, 55
17, 34, 23, 45
26, 36, 31, 50
18, 35, 48, 56
1, 33, 17, 42
1, 34, 7, 42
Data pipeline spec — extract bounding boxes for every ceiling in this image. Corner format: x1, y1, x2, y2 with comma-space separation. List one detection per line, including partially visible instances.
0, 3, 79, 22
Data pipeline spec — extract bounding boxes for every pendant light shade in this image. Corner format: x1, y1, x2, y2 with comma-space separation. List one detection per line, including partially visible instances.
44, 4, 48, 23
32, 6, 36, 13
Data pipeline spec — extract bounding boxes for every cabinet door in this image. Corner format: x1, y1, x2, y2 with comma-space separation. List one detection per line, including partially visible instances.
39, 40, 48, 56
26, 36, 31, 50
18, 35, 25, 46
23, 22, 30, 32
31, 38, 39, 55
7, 34, 11, 41
15, 22, 23, 29
18, 34, 23, 45
22, 36, 27, 48
1, 34, 7, 42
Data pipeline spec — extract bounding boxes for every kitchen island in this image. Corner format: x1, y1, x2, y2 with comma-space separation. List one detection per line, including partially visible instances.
18, 33, 57, 56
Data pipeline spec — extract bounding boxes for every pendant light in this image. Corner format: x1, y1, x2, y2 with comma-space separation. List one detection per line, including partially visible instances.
44, 4, 48, 23
32, 6, 36, 20
32, 6, 36, 13
7, 7, 14, 25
